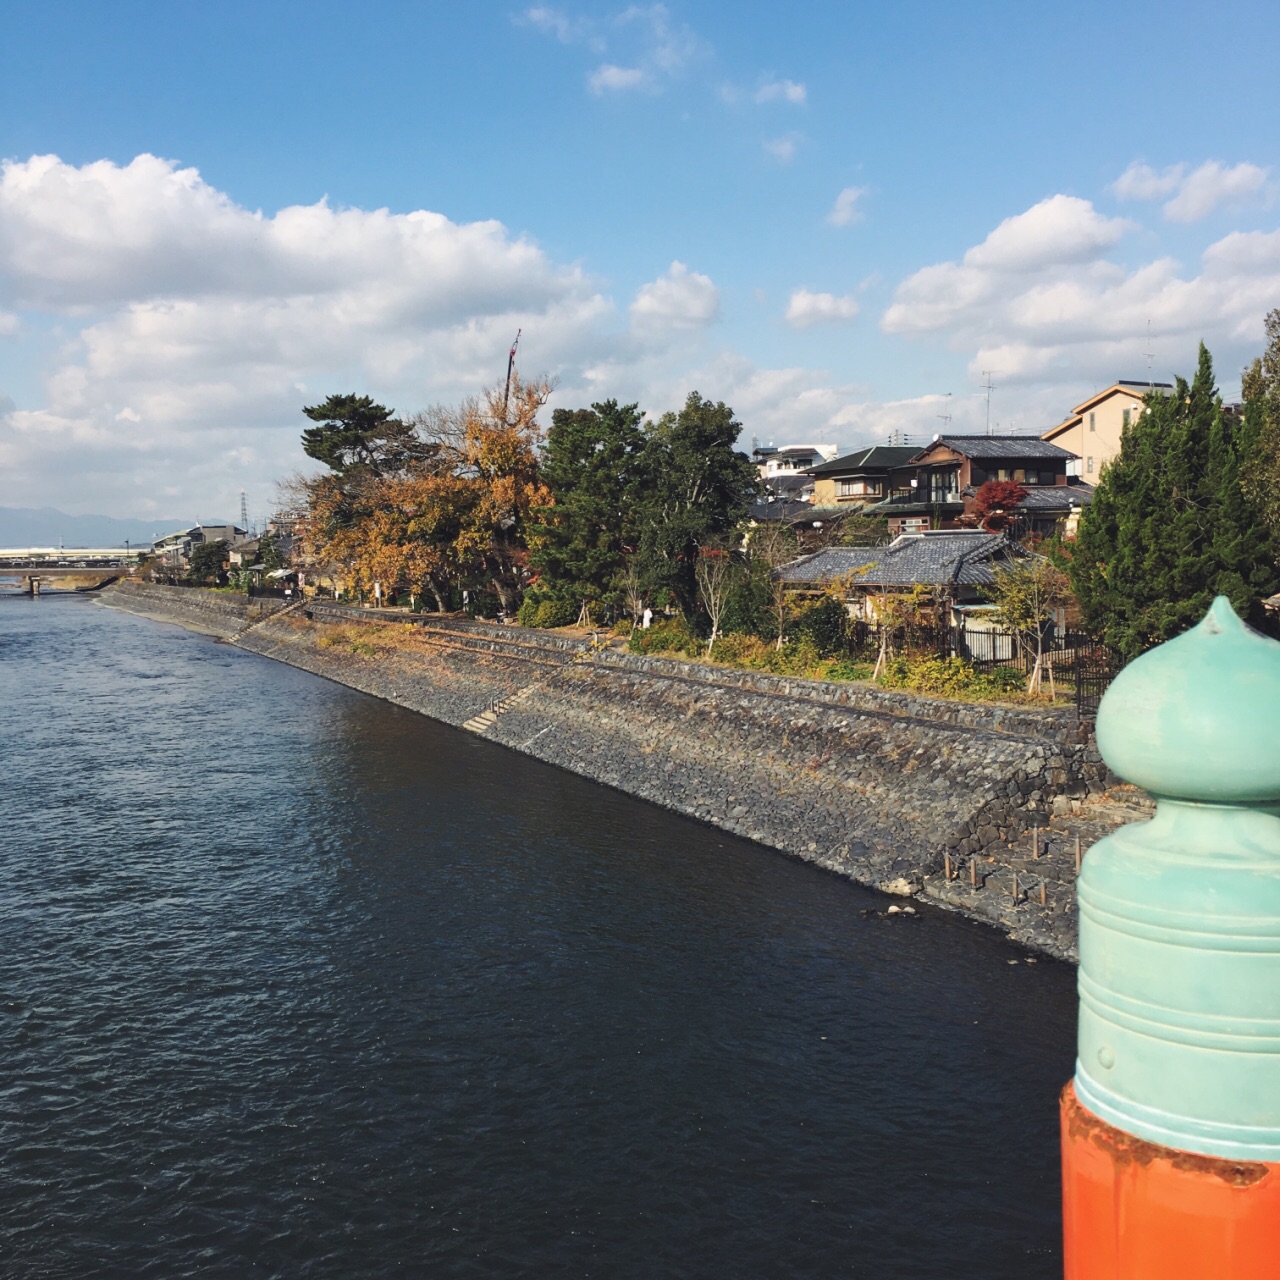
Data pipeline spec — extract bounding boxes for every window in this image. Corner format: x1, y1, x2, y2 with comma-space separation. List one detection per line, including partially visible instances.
1087, 456, 1095, 473
996, 468, 1010, 481
1089, 411, 1095, 432
1039, 470, 1057, 486
1012, 468, 1026, 483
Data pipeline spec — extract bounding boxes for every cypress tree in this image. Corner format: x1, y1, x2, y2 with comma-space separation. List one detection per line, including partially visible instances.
1071, 343, 1279, 659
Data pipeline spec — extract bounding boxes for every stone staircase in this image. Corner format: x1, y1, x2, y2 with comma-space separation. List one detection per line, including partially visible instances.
462, 632, 612, 735
231, 596, 308, 641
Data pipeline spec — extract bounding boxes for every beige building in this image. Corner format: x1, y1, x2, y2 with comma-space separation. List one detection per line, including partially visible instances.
1042, 380, 1172, 479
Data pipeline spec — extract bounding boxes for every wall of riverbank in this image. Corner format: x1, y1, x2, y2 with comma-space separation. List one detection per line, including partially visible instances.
103, 582, 1117, 959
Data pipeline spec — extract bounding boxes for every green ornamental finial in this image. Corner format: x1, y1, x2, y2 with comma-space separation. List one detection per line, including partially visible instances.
1096, 595, 1280, 802
1076, 596, 1280, 1160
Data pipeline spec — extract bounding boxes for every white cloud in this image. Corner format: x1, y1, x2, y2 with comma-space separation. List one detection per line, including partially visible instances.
0, 311, 18, 336
1112, 162, 1185, 201
827, 186, 866, 227
1113, 159, 1269, 222
524, 3, 703, 95
784, 289, 859, 330
754, 79, 806, 105
1163, 161, 1268, 222
589, 64, 648, 93
881, 192, 1280, 398
629, 261, 720, 331
763, 134, 800, 164
0, 154, 619, 517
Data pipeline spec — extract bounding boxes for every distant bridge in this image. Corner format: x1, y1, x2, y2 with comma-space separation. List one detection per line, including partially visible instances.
0, 547, 143, 568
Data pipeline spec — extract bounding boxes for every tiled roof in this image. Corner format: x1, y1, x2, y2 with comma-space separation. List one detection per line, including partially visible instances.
914, 434, 1076, 461
957, 482, 1094, 510
807, 445, 920, 475
777, 532, 1024, 588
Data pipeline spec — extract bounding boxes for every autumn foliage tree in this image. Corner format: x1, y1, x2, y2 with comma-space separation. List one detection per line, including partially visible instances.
967, 479, 1027, 532
297, 374, 552, 614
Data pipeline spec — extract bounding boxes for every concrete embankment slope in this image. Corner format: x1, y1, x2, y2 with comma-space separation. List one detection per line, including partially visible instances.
104, 582, 1111, 959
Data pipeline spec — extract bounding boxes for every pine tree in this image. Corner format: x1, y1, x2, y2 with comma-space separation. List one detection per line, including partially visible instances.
527, 400, 646, 610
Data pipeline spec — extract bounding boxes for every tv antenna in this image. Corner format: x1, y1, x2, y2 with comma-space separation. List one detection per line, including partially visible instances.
937, 392, 952, 429
981, 371, 997, 435
1144, 319, 1155, 390
501, 328, 522, 421
239, 489, 249, 535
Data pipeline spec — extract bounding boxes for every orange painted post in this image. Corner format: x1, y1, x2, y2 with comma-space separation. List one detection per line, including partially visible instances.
1061, 599, 1280, 1278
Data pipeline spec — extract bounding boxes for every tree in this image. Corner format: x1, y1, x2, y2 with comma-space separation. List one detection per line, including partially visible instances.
188, 539, 229, 586
967, 479, 1027, 532
985, 557, 1072, 693
694, 543, 742, 654
1070, 342, 1279, 659
743, 520, 800, 649
528, 399, 645, 612
257, 530, 284, 571
1241, 309, 1280, 544
301, 394, 434, 478
630, 392, 758, 619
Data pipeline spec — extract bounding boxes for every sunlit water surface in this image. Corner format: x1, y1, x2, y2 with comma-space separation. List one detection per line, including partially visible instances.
0, 595, 1076, 1278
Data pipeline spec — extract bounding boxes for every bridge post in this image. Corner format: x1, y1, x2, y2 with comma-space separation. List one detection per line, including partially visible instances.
28, 575, 40, 596
1061, 596, 1280, 1277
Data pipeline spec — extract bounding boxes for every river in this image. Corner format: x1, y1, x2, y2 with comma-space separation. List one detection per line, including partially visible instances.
0, 595, 1076, 1278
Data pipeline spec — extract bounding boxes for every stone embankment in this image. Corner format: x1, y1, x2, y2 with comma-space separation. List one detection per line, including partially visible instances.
104, 581, 1136, 961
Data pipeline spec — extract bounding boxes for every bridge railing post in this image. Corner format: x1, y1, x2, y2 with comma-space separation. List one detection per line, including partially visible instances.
1062, 596, 1280, 1278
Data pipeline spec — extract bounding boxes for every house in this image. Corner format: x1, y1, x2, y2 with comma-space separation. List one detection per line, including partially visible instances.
862, 434, 1087, 537
151, 522, 247, 569
751, 442, 840, 502
776, 529, 1028, 619
1042, 381, 1173, 479
804, 445, 919, 509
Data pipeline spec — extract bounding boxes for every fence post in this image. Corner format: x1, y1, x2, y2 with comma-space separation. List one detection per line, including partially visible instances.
1061, 597, 1280, 1278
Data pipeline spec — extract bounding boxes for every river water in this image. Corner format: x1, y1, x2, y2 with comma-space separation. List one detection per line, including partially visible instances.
0, 595, 1077, 1278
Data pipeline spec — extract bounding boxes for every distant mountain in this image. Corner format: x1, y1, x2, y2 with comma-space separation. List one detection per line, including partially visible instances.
0, 506, 194, 549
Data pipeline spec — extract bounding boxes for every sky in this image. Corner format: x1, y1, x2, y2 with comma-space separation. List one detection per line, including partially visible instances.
0, 0, 1277, 524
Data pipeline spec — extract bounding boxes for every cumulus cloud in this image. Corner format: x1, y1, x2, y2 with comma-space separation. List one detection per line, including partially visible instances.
0, 153, 620, 516
754, 79, 806, 105
629, 261, 720, 331
1164, 161, 1268, 222
1112, 161, 1186, 201
882, 192, 1280, 396
1113, 159, 1269, 222
784, 289, 859, 329
827, 186, 866, 227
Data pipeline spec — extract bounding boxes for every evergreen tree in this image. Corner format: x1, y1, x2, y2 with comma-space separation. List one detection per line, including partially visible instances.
301, 394, 434, 478
1072, 343, 1279, 658
527, 400, 645, 608
630, 392, 758, 619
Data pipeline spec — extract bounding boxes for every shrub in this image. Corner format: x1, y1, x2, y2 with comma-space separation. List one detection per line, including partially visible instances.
516, 596, 540, 627
791, 597, 848, 657
534, 599, 579, 628
628, 618, 702, 657
970, 665, 1026, 696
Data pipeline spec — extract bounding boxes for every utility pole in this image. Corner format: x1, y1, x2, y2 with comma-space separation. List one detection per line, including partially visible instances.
501, 328, 522, 422
239, 489, 249, 536
981, 371, 997, 436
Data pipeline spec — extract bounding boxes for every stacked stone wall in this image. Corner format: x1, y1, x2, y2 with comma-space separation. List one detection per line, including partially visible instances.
103, 585, 1112, 958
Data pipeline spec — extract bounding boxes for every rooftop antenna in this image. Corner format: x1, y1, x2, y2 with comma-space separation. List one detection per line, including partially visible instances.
937, 392, 952, 429
1144, 319, 1155, 391
501, 328, 522, 421
239, 489, 249, 535
981, 371, 997, 435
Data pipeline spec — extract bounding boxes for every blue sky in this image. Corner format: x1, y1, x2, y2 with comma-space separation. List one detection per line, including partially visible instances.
1, 0, 1277, 520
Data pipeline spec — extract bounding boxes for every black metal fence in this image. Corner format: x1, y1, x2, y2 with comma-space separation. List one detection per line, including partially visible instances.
843, 617, 1122, 710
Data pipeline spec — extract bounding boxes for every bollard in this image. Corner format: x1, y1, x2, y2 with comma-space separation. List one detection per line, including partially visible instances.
1061, 597, 1280, 1278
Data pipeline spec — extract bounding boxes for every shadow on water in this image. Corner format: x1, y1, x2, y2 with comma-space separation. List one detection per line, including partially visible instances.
0, 596, 1075, 1279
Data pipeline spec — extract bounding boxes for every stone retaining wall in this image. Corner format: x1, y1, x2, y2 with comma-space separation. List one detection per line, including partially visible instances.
103, 585, 1112, 959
